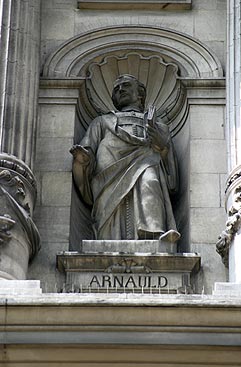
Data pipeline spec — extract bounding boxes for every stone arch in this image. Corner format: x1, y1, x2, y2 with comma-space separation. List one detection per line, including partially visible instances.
43, 25, 223, 137
43, 25, 223, 79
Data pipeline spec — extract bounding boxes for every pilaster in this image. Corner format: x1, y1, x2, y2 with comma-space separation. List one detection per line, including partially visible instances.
215, 0, 241, 288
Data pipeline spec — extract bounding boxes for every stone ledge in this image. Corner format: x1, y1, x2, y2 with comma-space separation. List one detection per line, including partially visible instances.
77, 0, 192, 11
57, 251, 201, 273
82, 239, 177, 254
1, 293, 241, 306
0, 280, 42, 295
213, 282, 241, 297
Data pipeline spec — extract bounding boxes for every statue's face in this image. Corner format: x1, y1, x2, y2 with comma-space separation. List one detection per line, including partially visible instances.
113, 78, 140, 110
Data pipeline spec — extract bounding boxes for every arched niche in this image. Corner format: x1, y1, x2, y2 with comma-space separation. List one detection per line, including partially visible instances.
43, 25, 222, 79
42, 25, 223, 251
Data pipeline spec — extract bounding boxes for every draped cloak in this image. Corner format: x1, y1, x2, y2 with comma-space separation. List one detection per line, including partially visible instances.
73, 112, 178, 240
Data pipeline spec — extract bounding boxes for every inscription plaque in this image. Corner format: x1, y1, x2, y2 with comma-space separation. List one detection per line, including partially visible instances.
57, 250, 200, 294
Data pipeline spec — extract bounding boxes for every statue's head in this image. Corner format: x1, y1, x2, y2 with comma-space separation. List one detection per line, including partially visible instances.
112, 74, 146, 112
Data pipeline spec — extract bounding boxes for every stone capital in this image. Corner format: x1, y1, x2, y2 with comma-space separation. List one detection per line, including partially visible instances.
0, 153, 40, 280
216, 164, 241, 270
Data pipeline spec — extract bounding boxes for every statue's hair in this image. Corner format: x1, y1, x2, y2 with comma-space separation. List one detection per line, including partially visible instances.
112, 74, 146, 112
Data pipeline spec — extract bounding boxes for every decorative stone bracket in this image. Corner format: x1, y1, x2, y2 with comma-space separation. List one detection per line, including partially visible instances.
216, 166, 241, 268
0, 153, 40, 280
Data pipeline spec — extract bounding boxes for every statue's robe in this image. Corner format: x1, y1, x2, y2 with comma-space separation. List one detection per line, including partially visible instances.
73, 111, 178, 240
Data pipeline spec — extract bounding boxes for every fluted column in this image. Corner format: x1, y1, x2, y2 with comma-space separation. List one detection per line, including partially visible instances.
0, 0, 41, 279
0, 0, 41, 169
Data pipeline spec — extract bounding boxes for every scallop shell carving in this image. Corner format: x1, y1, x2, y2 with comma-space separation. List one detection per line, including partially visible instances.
85, 52, 187, 131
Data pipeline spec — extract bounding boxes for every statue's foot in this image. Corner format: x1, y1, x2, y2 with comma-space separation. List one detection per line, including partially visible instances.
138, 230, 162, 240
159, 229, 181, 243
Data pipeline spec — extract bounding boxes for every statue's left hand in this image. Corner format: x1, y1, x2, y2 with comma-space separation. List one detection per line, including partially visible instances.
70, 145, 91, 165
147, 124, 169, 155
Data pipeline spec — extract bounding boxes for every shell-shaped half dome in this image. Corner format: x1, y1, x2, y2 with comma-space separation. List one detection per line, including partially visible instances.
84, 52, 187, 130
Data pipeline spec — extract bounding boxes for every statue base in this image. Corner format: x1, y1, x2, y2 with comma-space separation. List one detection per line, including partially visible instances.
82, 237, 177, 253
57, 240, 201, 294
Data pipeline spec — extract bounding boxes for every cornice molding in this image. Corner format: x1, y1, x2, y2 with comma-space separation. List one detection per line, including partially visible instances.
77, 0, 192, 11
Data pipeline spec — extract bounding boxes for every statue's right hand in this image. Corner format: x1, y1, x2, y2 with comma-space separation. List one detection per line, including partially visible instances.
69, 145, 90, 164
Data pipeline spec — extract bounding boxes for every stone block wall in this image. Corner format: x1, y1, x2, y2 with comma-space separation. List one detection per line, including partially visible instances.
40, 0, 226, 74
28, 89, 78, 290
189, 104, 227, 293
28, 0, 228, 293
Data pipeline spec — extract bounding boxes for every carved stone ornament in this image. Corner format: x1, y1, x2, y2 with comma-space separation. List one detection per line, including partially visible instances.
42, 26, 223, 135
105, 258, 152, 274
0, 214, 16, 245
217, 167, 241, 267
0, 153, 40, 280
85, 52, 187, 135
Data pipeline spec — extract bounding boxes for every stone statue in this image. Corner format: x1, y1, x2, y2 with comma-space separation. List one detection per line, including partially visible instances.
70, 74, 180, 242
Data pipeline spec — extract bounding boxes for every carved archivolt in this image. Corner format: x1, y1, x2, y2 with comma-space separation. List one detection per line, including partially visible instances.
42, 26, 223, 134
43, 26, 223, 79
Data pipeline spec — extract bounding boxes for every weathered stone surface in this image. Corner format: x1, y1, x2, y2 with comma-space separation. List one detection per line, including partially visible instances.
190, 140, 227, 174
194, 10, 226, 42
41, 0, 77, 9
190, 105, 224, 140
193, 0, 226, 10
74, 12, 195, 38
82, 239, 177, 254
220, 173, 226, 208
213, 282, 241, 297
0, 280, 42, 295
205, 41, 225, 70
39, 105, 75, 138
28, 242, 68, 293
34, 206, 70, 243
191, 243, 227, 294
77, 0, 192, 11
190, 173, 220, 208
190, 208, 226, 244
41, 8, 74, 40
39, 88, 80, 102
35, 138, 73, 172
57, 251, 200, 273
41, 172, 72, 206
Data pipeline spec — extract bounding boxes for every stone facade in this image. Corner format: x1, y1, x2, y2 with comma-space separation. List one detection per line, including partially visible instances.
24, 0, 227, 294
1, 0, 241, 365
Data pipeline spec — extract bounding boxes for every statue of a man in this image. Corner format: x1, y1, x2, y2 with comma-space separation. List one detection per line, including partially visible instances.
70, 74, 180, 242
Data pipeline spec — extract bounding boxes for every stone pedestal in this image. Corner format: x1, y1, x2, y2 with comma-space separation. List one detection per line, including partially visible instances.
57, 240, 200, 294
